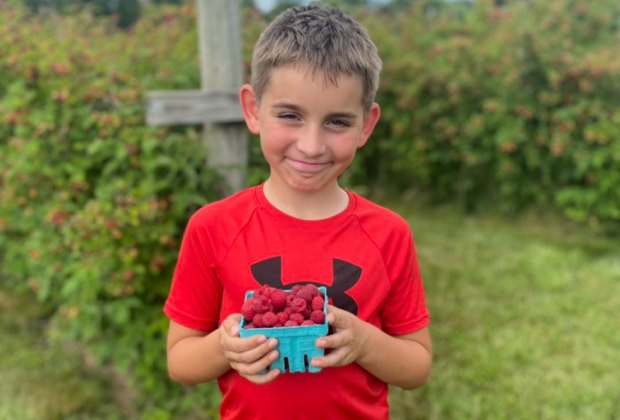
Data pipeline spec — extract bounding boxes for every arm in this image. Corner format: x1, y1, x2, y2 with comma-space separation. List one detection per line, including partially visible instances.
312, 305, 432, 389
166, 316, 281, 386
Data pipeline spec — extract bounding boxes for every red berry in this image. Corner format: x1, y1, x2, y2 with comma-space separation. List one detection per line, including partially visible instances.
270, 289, 287, 311
291, 297, 307, 313
311, 296, 324, 311
241, 300, 256, 321
276, 311, 289, 324
296, 288, 312, 302
252, 295, 271, 314
262, 311, 277, 327
252, 313, 264, 328
310, 309, 325, 324
284, 320, 298, 327
301, 320, 315, 326
289, 313, 304, 324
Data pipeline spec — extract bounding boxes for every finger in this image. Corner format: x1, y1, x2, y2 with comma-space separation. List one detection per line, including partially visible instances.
311, 347, 347, 369
221, 314, 242, 337
316, 326, 351, 350
243, 366, 281, 385
224, 337, 278, 364
232, 348, 280, 376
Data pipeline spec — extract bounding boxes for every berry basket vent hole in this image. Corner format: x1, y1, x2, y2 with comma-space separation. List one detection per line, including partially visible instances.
304, 355, 310, 371
283, 357, 290, 373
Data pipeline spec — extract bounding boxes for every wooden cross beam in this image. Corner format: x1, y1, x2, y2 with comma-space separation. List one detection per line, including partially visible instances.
145, 0, 248, 195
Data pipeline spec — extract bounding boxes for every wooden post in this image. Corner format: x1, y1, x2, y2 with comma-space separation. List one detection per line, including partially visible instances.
198, 0, 247, 194
145, 0, 248, 195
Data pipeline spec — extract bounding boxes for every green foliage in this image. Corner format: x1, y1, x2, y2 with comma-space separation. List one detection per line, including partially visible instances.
0, 3, 223, 416
1, 0, 619, 416
349, 0, 620, 230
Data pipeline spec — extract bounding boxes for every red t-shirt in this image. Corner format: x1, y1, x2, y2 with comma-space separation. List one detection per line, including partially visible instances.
164, 185, 429, 420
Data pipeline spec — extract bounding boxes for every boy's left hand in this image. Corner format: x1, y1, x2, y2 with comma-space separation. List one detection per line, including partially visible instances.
311, 304, 368, 369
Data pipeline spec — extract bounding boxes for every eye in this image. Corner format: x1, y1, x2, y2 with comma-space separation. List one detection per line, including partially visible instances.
328, 118, 351, 128
278, 113, 299, 121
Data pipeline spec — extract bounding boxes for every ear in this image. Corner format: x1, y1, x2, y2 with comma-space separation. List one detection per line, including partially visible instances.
239, 84, 260, 134
357, 102, 381, 148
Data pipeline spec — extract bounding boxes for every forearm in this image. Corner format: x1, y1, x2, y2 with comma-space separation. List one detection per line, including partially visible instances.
357, 323, 432, 389
167, 328, 230, 385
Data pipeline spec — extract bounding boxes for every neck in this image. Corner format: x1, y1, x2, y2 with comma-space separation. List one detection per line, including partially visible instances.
263, 179, 349, 220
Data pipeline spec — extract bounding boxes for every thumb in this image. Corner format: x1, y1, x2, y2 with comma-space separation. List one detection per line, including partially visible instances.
224, 314, 242, 336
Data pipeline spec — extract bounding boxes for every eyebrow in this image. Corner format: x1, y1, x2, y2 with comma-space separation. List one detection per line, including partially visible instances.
271, 102, 359, 120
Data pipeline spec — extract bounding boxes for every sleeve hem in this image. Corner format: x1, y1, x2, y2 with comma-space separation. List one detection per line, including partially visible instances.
163, 302, 216, 332
383, 311, 430, 336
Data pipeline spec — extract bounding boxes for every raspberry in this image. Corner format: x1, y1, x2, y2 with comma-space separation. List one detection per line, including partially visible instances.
301, 320, 315, 326
262, 311, 277, 327
290, 285, 303, 295
252, 313, 264, 328
244, 323, 255, 329
252, 295, 271, 314
286, 293, 296, 305
270, 289, 287, 311
289, 313, 304, 325
241, 300, 256, 322
296, 286, 315, 303
291, 297, 307, 313
284, 320, 298, 327
276, 311, 289, 324
310, 309, 325, 324
311, 296, 324, 311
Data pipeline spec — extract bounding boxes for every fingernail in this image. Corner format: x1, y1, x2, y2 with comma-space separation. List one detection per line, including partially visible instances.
256, 335, 266, 343
268, 338, 278, 348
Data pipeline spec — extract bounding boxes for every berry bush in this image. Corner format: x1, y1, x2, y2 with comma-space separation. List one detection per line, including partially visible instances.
352, 0, 620, 231
0, 3, 226, 417
1, 0, 619, 417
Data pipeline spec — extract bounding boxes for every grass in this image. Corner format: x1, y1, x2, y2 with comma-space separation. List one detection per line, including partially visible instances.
1, 204, 619, 419
0, 291, 127, 420
388, 203, 620, 420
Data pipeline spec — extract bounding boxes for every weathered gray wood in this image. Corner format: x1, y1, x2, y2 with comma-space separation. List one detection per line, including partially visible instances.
146, 91, 243, 126
144, 0, 248, 195
198, 0, 248, 194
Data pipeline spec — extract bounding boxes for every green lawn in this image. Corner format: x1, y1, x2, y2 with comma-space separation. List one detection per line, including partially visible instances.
0, 291, 127, 419
389, 204, 620, 420
1, 205, 619, 419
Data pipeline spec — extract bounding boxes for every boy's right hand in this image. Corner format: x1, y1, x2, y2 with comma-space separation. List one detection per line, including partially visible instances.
219, 314, 281, 384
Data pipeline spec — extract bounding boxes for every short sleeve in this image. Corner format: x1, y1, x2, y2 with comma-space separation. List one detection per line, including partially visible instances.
163, 211, 223, 332
379, 232, 429, 336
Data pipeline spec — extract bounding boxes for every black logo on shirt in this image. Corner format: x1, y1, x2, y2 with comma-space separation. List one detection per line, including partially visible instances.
250, 257, 361, 315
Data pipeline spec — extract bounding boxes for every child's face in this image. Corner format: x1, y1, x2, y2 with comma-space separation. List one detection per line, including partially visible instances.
241, 65, 380, 195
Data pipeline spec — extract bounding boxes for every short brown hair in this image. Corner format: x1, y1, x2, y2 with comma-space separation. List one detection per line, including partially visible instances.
251, 2, 382, 111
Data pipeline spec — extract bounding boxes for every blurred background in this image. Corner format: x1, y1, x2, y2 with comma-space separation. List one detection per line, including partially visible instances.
1, 0, 619, 418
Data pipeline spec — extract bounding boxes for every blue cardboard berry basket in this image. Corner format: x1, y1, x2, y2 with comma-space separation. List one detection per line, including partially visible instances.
239, 286, 328, 374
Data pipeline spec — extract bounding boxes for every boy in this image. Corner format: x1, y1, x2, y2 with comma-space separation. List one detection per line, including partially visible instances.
164, 3, 431, 419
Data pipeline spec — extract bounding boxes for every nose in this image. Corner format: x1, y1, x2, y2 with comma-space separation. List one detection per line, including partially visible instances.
296, 124, 325, 157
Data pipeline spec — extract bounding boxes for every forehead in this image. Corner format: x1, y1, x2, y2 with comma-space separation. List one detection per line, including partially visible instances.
263, 65, 364, 107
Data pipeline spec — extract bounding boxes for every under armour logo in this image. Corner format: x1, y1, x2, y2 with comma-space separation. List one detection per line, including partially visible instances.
250, 257, 362, 315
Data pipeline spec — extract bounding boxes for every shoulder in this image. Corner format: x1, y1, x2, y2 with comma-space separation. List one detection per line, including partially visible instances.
350, 192, 411, 235
186, 186, 259, 235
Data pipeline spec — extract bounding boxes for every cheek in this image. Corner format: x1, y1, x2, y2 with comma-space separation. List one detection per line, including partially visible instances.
331, 134, 363, 159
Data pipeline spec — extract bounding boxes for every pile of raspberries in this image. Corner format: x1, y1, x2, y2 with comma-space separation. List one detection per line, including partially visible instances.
241, 284, 326, 328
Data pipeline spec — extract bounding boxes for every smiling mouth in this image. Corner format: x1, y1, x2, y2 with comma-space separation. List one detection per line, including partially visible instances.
286, 157, 329, 173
